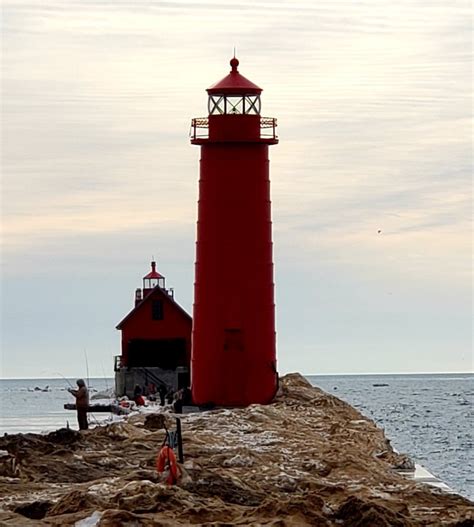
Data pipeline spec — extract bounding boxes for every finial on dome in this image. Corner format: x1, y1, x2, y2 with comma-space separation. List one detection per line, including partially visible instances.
230, 56, 239, 72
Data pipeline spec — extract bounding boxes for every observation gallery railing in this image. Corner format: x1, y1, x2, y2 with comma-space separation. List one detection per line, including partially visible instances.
190, 117, 278, 141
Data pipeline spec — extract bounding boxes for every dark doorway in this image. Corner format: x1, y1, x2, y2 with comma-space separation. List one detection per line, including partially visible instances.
178, 371, 191, 389
127, 338, 187, 369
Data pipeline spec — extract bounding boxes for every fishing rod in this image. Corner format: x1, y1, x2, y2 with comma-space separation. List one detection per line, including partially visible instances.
88, 413, 102, 426
53, 371, 75, 390
83, 348, 90, 390
100, 360, 109, 392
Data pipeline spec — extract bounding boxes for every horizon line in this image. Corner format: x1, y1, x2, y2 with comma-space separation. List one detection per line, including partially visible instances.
1, 370, 473, 381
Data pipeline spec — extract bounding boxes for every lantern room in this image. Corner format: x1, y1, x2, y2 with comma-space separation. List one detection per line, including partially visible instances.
207, 57, 262, 115
190, 57, 277, 144
143, 261, 165, 292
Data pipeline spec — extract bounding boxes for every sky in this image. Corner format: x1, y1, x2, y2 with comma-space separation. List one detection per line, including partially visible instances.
1, 0, 472, 378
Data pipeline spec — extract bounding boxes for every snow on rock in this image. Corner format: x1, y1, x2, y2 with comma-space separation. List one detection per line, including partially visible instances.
74, 511, 102, 527
90, 388, 115, 401
0, 373, 472, 526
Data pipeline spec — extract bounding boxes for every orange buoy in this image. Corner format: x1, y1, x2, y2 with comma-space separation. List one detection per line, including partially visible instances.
156, 445, 179, 485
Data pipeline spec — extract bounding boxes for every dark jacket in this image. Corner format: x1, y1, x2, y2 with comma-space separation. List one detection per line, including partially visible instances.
71, 386, 89, 409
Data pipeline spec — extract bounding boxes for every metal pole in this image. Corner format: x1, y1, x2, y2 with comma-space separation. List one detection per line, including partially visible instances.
176, 417, 184, 463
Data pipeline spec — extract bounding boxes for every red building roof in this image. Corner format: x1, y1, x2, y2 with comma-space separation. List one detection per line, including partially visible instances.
116, 285, 191, 330
207, 57, 262, 95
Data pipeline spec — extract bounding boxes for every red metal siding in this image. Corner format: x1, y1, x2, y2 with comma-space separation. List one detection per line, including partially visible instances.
191, 62, 279, 408
120, 291, 191, 367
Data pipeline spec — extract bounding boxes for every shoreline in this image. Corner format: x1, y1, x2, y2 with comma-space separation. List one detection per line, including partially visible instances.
0, 373, 472, 526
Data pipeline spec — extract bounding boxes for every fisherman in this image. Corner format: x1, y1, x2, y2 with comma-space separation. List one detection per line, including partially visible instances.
68, 379, 89, 430
166, 388, 175, 405
158, 384, 167, 406
173, 387, 191, 414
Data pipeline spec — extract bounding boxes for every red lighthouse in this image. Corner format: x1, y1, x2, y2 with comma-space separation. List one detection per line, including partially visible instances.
190, 57, 278, 406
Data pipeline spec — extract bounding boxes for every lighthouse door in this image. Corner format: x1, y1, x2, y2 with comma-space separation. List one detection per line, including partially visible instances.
222, 329, 246, 404
223, 329, 243, 353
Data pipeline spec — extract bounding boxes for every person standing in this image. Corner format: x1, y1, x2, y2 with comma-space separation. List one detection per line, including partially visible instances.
158, 384, 167, 406
68, 379, 89, 430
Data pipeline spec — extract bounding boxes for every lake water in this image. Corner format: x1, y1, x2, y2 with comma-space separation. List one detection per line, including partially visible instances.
0, 374, 472, 500
308, 373, 473, 501
0, 377, 115, 434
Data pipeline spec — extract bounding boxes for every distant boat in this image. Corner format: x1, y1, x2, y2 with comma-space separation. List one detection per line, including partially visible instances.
372, 383, 389, 387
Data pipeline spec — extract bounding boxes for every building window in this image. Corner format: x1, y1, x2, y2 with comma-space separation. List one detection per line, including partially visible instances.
152, 300, 163, 320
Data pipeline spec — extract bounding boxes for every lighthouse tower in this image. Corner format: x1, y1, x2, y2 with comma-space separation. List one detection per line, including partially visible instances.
190, 57, 278, 406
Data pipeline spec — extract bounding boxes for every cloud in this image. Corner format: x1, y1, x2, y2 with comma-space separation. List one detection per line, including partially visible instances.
1, 0, 471, 376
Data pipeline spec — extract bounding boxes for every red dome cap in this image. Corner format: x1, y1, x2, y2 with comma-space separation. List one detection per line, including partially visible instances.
207, 57, 262, 95
143, 261, 163, 279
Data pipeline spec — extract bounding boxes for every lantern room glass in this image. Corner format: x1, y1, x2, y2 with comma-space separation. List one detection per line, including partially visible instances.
208, 94, 261, 116
143, 277, 165, 289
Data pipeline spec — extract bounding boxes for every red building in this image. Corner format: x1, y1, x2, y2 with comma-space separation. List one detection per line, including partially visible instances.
190, 57, 279, 406
115, 261, 191, 397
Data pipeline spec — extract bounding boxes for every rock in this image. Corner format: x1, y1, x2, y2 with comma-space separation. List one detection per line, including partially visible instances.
144, 413, 167, 430
0, 373, 473, 526
98, 509, 164, 526
335, 496, 413, 527
183, 474, 266, 507
392, 454, 415, 471
46, 427, 82, 445
13, 501, 52, 520
48, 490, 101, 516
0, 450, 20, 478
